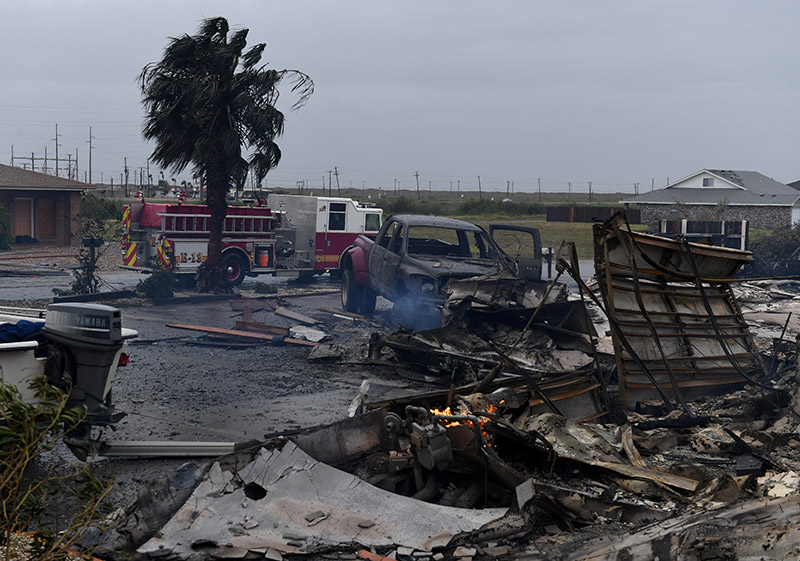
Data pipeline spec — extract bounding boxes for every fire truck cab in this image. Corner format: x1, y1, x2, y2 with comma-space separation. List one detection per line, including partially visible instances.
266, 194, 383, 278
121, 194, 383, 285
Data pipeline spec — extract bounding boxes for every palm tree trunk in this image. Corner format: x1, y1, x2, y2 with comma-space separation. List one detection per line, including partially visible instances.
196, 162, 231, 292
205, 171, 227, 269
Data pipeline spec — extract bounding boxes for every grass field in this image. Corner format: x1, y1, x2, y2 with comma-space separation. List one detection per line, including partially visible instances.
452, 215, 648, 260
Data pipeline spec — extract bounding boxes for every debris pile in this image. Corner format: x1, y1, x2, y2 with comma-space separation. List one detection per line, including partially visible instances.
101, 214, 800, 559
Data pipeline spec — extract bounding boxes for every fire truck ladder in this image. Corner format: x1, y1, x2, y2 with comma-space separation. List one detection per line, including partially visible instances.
159, 211, 276, 236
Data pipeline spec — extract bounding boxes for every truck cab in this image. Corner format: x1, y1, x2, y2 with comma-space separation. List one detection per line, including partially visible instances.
267, 194, 383, 277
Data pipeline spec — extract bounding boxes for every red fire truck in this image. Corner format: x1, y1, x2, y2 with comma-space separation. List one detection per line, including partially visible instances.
121, 194, 383, 284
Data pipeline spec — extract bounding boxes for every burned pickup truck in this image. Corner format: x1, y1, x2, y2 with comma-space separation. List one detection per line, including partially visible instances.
340, 214, 543, 330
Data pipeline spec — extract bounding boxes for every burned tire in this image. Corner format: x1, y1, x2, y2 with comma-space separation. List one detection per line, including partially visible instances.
341, 268, 363, 313
361, 288, 377, 315
223, 253, 248, 286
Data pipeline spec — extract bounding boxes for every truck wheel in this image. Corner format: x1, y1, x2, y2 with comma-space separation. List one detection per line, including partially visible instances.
341, 268, 363, 313
361, 288, 377, 315
223, 253, 248, 286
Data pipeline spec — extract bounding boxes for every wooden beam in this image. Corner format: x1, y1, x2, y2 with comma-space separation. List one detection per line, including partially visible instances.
166, 323, 317, 347
234, 320, 290, 337
275, 306, 318, 325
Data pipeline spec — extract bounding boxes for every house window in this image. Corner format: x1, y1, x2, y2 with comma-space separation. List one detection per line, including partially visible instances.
703, 178, 714, 187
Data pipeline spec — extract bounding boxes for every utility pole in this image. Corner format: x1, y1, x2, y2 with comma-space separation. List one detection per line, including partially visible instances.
568, 182, 571, 199
506, 180, 510, 197
588, 181, 592, 201
450, 181, 453, 195
457, 180, 460, 194
74, 148, 78, 180
67, 154, 72, 180
54, 124, 61, 177
124, 157, 129, 196
414, 171, 420, 201
477, 175, 482, 200
334, 167, 340, 196
394, 179, 397, 196
87, 126, 94, 184
327, 170, 333, 197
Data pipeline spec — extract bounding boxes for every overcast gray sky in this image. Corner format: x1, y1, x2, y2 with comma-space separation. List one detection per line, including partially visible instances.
1, 0, 798, 194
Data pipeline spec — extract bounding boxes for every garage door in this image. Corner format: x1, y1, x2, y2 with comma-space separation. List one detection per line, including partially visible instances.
13, 198, 33, 238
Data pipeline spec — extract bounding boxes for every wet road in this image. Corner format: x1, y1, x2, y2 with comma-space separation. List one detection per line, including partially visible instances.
0, 269, 330, 302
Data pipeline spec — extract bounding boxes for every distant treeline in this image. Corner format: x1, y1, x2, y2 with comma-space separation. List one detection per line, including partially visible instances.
381, 196, 546, 217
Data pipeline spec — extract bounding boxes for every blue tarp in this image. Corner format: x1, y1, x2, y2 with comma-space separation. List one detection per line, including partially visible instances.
0, 320, 45, 343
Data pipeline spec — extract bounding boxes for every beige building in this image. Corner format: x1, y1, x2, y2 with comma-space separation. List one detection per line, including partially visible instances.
0, 163, 91, 246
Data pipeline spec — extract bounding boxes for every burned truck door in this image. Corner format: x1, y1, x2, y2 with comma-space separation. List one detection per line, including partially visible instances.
489, 224, 543, 280
370, 219, 404, 300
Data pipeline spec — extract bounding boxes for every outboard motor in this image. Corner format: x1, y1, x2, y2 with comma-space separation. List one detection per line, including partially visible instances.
42, 303, 137, 437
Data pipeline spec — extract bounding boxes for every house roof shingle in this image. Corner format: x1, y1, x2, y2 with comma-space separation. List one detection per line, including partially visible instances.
0, 163, 91, 191
620, 169, 800, 206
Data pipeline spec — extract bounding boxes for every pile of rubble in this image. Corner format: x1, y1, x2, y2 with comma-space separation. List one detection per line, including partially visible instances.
101, 215, 800, 560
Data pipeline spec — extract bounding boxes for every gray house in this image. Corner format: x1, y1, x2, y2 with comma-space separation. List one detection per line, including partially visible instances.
621, 169, 800, 229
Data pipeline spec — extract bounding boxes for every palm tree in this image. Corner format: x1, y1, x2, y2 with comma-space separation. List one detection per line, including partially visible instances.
139, 16, 313, 291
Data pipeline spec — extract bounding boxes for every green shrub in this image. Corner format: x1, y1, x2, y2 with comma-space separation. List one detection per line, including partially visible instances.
0, 204, 15, 250
81, 195, 123, 223
136, 269, 180, 298
0, 377, 114, 560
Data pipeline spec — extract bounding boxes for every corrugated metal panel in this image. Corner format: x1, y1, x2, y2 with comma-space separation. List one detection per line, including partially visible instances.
593, 213, 765, 410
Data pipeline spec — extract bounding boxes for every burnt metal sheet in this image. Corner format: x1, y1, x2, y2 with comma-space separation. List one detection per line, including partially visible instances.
137, 441, 507, 558
442, 273, 567, 314
593, 214, 765, 409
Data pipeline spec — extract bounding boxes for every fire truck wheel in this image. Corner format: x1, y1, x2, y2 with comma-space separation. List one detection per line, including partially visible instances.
341, 268, 364, 313
223, 253, 248, 286
361, 288, 377, 315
